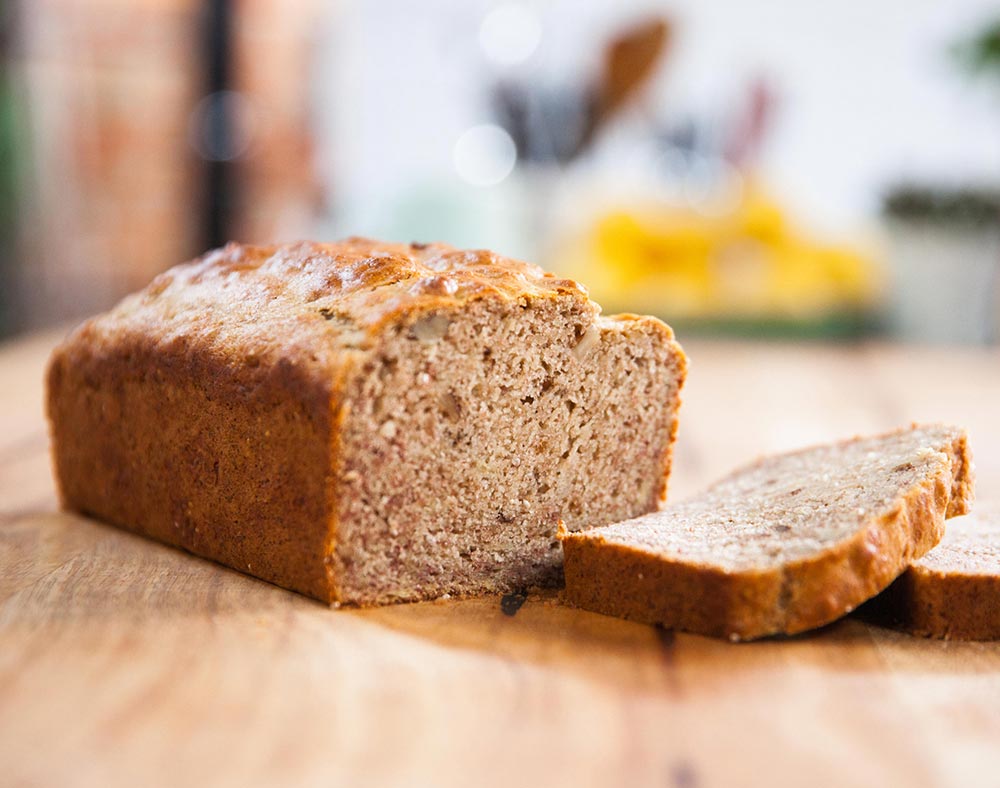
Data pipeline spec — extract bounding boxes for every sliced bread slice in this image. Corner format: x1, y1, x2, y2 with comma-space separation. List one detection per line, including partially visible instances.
860, 507, 1000, 640
560, 424, 973, 641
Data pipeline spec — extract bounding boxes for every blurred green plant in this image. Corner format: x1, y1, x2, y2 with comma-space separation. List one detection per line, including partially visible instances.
884, 186, 1000, 226
883, 19, 1000, 227
953, 17, 1000, 79
0, 0, 22, 337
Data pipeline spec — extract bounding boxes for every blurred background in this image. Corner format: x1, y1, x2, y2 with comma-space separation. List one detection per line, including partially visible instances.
1, 0, 999, 343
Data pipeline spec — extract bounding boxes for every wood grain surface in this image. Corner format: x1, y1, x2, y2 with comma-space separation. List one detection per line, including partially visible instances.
2, 331, 1000, 788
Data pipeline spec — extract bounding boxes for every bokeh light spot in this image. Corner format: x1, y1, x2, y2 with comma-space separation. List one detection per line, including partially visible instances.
453, 124, 517, 187
479, 4, 542, 67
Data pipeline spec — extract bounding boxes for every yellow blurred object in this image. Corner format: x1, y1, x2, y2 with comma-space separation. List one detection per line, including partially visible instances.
555, 185, 880, 325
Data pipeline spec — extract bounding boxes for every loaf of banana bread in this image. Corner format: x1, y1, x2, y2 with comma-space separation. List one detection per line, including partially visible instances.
47, 238, 687, 604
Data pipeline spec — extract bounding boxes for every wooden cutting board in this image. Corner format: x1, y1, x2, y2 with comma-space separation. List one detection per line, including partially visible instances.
3, 331, 1000, 788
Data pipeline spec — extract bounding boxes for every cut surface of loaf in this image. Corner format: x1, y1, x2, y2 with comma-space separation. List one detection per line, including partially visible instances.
561, 425, 973, 641
47, 238, 687, 605
860, 507, 1000, 640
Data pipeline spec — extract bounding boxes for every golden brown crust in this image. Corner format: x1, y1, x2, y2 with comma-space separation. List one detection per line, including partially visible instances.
47, 239, 684, 604
561, 426, 973, 641
942, 428, 974, 518
90, 237, 594, 356
47, 340, 338, 600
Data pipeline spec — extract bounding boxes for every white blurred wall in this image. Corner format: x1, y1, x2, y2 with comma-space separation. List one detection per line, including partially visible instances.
316, 0, 1000, 241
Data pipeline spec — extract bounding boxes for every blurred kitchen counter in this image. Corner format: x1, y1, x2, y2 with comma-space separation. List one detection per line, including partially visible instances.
2, 330, 999, 788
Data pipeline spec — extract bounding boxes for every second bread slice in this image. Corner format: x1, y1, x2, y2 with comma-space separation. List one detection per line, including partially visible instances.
859, 507, 1000, 640
560, 425, 973, 641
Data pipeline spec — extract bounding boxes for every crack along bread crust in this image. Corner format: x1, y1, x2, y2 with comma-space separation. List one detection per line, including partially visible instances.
560, 425, 973, 641
47, 238, 687, 605
859, 506, 1000, 640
